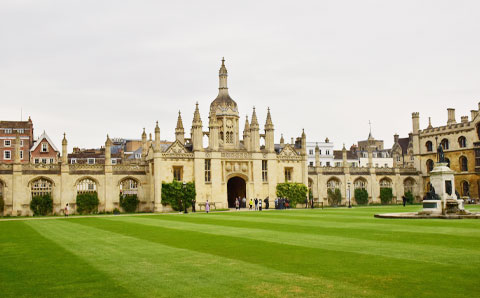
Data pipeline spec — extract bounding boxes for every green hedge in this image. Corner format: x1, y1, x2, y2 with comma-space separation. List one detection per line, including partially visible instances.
380, 188, 393, 205
76, 192, 99, 214
0, 195, 5, 215
161, 180, 196, 211
327, 188, 342, 207
120, 194, 139, 213
276, 183, 308, 208
30, 194, 53, 216
354, 188, 369, 205
404, 191, 414, 204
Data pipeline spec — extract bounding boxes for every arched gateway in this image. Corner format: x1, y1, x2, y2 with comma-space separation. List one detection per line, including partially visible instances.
227, 177, 246, 208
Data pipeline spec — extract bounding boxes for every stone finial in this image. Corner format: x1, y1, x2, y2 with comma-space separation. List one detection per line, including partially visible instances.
176, 111, 184, 130
265, 107, 274, 129
192, 102, 202, 125
142, 128, 146, 138
427, 117, 433, 129
280, 133, 285, 145
244, 115, 250, 132
250, 107, 259, 128
62, 132, 67, 145
155, 121, 160, 133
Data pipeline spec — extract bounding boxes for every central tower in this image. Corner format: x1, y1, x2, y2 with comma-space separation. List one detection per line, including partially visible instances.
209, 58, 240, 149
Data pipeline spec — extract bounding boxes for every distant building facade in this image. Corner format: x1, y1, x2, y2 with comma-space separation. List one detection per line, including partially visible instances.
306, 140, 334, 167
0, 118, 34, 164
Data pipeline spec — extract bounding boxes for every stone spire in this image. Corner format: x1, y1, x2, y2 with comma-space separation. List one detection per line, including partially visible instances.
175, 111, 185, 144
243, 115, 250, 151
105, 134, 112, 166
191, 102, 203, 151
250, 107, 260, 152
154, 121, 161, 152
208, 108, 219, 150
250, 107, 259, 129
142, 128, 147, 159
301, 129, 307, 153
62, 133, 68, 164
342, 143, 348, 168
264, 107, 274, 152
315, 143, 320, 167
280, 133, 285, 146
14, 133, 21, 164
427, 117, 433, 129
219, 57, 228, 89
192, 102, 202, 126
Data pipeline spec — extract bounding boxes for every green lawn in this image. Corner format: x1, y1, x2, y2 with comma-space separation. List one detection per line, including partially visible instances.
1, 205, 480, 297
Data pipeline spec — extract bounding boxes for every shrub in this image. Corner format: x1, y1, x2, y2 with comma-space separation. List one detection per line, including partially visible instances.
76, 192, 99, 214
404, 191, 414, 204
30, 194, 53, 216
380, 188, 393, 205
354, 188, 369, 205
0, 195, 5, 215
161, 181, 196, 211
327, 188, 342, 207
276, 183, 308, 208
120, 194, 139, 213
113, 208, 120, 215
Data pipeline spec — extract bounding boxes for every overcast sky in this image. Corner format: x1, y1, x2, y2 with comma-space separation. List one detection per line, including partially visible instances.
1, 0, 479, 151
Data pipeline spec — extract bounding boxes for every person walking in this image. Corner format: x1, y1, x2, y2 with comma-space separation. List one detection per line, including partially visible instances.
264, 197, 269, 209
205, 200, 210, 214
254, 198, 258, 211
249, 198, 253, 210
402, 195, 407, 207
305, 198, 308, 209
242, 197, 246, 209
192, 198, 196, 212
64, 203, 69, 217
274, 198, 278, 209
259, 199, 262, 211
235, 198, 240, 210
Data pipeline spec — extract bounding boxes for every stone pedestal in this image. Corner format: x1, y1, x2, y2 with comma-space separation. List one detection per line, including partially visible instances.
425, 162, 466, 215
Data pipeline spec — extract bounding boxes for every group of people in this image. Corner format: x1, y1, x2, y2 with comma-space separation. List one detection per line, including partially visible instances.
274, 197, 291, 209
234, 197, 270, 211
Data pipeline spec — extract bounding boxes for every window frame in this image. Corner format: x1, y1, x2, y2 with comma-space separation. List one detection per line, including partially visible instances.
4, 150, 11, 160
4, 140, 11, 147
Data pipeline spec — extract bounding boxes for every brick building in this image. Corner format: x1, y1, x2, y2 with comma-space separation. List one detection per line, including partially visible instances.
30, 131, 60, 164
0, 118, 34, 164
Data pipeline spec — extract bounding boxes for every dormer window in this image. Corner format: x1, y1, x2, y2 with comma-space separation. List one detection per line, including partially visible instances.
41, 143, 48, 152
87, 158, 95, 165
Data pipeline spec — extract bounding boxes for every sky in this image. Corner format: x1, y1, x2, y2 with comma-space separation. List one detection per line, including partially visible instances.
1, 0, 479, 151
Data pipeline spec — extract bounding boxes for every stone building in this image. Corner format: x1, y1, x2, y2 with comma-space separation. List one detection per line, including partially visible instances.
0, 59, 308, 216
411, 104, 480, 201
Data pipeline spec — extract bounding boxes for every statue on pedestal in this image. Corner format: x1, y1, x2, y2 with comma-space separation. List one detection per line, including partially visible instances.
437, 144, 445, 163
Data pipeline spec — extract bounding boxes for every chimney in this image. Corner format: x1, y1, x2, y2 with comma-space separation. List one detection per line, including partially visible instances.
472, 110, 478, 120
447, 108, 456, 125
461, 116, 468, 123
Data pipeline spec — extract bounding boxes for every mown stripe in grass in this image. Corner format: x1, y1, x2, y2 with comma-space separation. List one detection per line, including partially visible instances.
146, 213, 480, 249
0, 221, 133, 298
73, 217, 477, 297
26, 219, 379, 298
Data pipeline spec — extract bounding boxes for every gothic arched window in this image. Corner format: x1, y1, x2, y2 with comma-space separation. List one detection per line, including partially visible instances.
327, 178, 340, 191
441, 139, 449, 150
425, 141, 433, 152
120, 178, 138, 195
458, 136, 467, 148
31, 178, 53, 198
379, 178, 392, 188
460, 156, 468, 172
354, 178, 367, 190
461, 181, 470, 197
77, 178, 97, 194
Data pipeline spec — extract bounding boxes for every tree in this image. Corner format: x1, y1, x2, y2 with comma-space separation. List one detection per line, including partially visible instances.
327, 188, 342, 207
404, 191, 414, 204
30, 194, 53, 216
161, 180, 196, 211
76, 192, 100, 214
354, 188, 369, 205
120, 194, 140, 213
276, 183, 308, 208
380, 188, 393, 205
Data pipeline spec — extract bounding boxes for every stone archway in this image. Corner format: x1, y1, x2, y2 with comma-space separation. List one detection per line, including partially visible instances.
227, 177, 246, 208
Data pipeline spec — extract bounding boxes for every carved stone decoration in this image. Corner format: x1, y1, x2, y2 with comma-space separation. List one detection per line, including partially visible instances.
226, 163, 232, 171
241, 163, 247, 172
